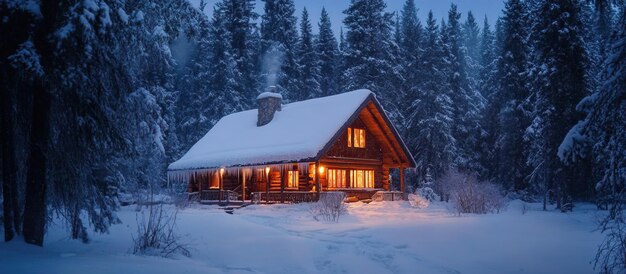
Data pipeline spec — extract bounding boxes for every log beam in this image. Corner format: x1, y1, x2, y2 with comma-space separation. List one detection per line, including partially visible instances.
242, 171, 246, 201
315, 160, 321, 196
266, 168, 270, 204
280, 166, 285, 203
400, 167, 405, 194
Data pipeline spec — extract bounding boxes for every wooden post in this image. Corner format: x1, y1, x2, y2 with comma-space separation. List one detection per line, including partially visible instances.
280, 166, 285, 203
219, 170, 223, 203
315, 161, 321, 200
400, 167, 405, 194
197, 172, 202, 200
241, 170, 246, 201
265, 168, 270, 204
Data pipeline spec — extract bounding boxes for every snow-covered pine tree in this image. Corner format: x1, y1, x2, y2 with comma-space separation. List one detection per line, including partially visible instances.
219, 0, 258, 106
442, 4, 485, 174
316, 7, 339, 96
561, 7, 626, 271
526, 0, 590, 209
492, 0, 531, 191
478, 16, 500, 181
296, 7, 321, 100
406, 11, 457, 183
260, 0, 299, 100
398, 0, 423, 112
46, 0, 196, 241
175, 4, 214, 153
207, 5, 246, 121
463, 11, 481, 95
342, 0, 403, 125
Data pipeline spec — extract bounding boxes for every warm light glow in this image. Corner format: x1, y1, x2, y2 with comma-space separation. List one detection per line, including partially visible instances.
219, 168, 225, 176
350, 169, 374, 188
265, 166, 270, 175
318, 165, 325, 174
347, 128, 366, 148
328, 169, 347, 188
287, 171, 299, 188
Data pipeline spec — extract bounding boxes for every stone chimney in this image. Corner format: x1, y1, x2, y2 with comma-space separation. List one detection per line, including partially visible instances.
256, 86, 282, 127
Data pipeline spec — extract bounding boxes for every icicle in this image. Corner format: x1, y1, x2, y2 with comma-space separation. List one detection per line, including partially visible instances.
298, 162, 310, 174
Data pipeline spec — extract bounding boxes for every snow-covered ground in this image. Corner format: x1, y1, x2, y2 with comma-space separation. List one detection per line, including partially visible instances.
0, 200, 604, 274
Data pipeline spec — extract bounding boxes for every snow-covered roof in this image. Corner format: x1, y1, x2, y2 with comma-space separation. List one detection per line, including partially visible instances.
169, 89, 374, 170
256, 91, 283, 100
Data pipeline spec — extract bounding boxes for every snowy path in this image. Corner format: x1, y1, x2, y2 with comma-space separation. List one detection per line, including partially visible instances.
0, 201, 604, 274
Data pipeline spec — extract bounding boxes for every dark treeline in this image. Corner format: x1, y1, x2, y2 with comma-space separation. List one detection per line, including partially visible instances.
0, 0, 625, 260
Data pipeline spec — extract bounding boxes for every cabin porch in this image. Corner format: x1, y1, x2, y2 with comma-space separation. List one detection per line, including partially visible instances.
170, 161, 407, 205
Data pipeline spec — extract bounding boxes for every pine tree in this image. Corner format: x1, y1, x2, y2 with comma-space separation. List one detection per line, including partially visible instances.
443, 4, 484, 173
406, 11, 457, 183
493, 0, 531, 191
527, 0, 590, 208
398, 0, 423, 111
176, 7, 214, 152
219, 0, 258, 105
208, 5, 246, 119
564, 8, 626, 272
316, 7, 339, 96
478, 16, 499, 180
463, 11, 481, 93
296, 7, 321, 100
342, 0, 402, 124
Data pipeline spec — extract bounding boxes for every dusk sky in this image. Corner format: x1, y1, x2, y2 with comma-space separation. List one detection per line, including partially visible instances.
192, 0, 506, 35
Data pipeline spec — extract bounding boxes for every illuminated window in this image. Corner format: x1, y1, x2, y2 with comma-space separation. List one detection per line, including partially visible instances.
287, 171, 299, 188
347, 128, 366, 148
350, 170, 374, 188
327, 169, 347, 188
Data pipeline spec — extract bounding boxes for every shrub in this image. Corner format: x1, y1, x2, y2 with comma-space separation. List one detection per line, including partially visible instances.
440, 169, 507, 214
408, 193, 430, 209
594, 204, 626, 273
310, 192, 347, 222
132, 204, 190, 258
416, 187, 439, 202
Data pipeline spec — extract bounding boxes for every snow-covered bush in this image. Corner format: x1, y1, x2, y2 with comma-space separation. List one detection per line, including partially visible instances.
440, 169, 507, 214
310, 192, 347, 222
416, 187, 439, 202
595, 207, 626, 273
132, 204, 190, 258
173, 193, 195, 209
408, 193, 429, 209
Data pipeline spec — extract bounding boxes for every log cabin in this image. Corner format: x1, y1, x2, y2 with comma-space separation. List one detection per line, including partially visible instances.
168, 88, 416, 203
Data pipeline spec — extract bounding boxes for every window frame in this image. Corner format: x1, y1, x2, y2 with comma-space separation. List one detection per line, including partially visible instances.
327, 169, 347, 188
349, 169, 375, 188
287, 170, 299, 189
347, 127, 366, 148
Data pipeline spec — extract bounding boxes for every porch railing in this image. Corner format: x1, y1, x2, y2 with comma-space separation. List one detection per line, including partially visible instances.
251, 191, 319, 204
200, 189, 238, 202
371, 191, 405, 201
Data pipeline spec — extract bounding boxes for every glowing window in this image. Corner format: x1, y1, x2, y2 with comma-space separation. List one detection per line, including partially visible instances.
347, 128, 352, 147
327, 169, 347, 188
350, 170, 374, 188
347, 128, 366, 148
287, 171, 299, 188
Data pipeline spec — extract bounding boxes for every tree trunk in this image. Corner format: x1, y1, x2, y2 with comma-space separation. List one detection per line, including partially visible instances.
1, 76, 20, 242
22, 81, 50, 246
